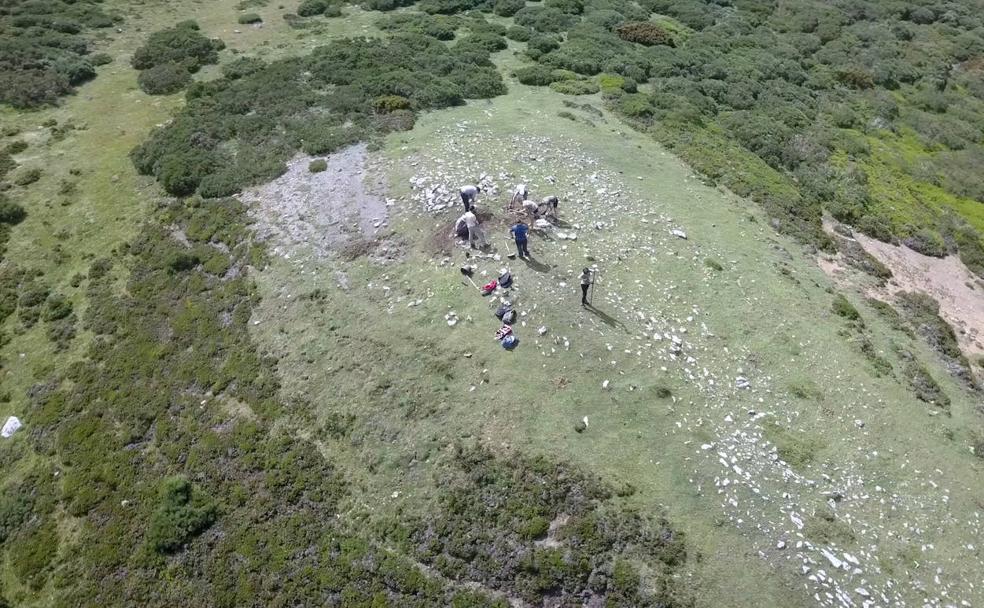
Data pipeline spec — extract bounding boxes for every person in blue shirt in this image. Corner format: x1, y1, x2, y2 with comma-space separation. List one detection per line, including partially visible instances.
510, 220, 530, 258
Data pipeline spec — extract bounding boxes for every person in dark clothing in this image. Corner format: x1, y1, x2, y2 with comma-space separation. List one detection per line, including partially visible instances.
580, 267, 592, 306
510, 221, 530, 258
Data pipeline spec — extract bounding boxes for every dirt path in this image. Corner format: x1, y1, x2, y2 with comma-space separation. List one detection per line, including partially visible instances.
242, 144, 389, 260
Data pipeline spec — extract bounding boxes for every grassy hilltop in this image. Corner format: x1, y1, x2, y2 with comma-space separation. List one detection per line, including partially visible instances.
1, 0, 983, 606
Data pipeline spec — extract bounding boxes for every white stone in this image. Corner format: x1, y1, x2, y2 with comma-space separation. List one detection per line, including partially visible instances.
1, 416, 21, 438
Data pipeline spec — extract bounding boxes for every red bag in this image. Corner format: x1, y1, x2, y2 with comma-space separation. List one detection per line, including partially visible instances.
480, 280, 498, 295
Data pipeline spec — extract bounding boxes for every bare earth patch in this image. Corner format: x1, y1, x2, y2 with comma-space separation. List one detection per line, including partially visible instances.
242, 144, 393, 261
820, 220, 984, 357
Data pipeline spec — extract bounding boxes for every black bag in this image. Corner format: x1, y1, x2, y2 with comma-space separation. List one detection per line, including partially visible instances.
494, 304, 512, 320
498, 272, 513, 288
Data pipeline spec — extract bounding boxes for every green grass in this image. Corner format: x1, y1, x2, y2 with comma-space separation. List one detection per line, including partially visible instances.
3, 0, 984, 605
248, 81, 984, 606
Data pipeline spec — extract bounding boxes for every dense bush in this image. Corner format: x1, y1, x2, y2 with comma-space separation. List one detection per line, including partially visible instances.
132, 21, 223, 71
514, 64, 556, 85
506, 25, 534, 41
832, 293, 860, 320
526, 33, 561, 58
615, 21, 675, 46
0, 0, 115, 108
146, 477, 217, 554
13, 166, 42, 186
361, 0, 415, 10
297, 0, 330, 15
550, 78, 600, 94
308, 158, 328, 172
377, 12, 459, 39
902, 227, 948, 257
494, 0, 526, 17
137, 62, 193, 95
417, 0, 491, 14
398, 448, 691, 607
237, 12, 263, 23
513, 6, 579, 32
0, 200, 27, 225
545, 0, 583, 14
133, 34, 505, 196
539, 23, 650, 77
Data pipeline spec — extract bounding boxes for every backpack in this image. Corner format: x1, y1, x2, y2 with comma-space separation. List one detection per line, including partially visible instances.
494, 304, 512, 320
501, 335, 518, 350
498, 272, 513, 289
501, 309, 517, 324
481, 280, 497, 295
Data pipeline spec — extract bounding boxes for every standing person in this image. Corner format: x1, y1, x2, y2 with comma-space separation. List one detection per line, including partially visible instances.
460, 184, 480, 211
510, 220, 530, 258
460, 208, 486, 249
579, 267, 592, 307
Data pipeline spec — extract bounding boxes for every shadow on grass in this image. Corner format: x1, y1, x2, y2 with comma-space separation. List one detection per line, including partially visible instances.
522, 256, 551, 273
584, 303, 624, 329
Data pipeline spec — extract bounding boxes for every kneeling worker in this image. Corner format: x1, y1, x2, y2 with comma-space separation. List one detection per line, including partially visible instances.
459, 208, 486, 249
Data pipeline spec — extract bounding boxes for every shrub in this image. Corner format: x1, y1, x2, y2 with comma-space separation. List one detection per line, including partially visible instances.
585, 9, 625, 30
417, 0, 490, 14
902, 228, 947, 258
0, 200, 26, 225
90, 52, 113, 66
374, 94, 412, 112
13, 166, 41, 186
616, 92, 654, 118
146, 477, 217, 554
221, 56, 265, 79
494, 0, 526, 17
42, 293, 73, 322
324, 4, 342, 17
513, 6, 578, 32
168, 252, 201, 272
835, 69, 874, 89
526, 33, 560, 58
238, 12, 263, 23
909, 7, 935, 24
297, 0, 329, 15
309, 159, 328, 172
832, 293, 860, 320
549, 79, 599, 94
0, 0, 114, 108
615, 21, 674, 46
137, 62, 192, 95
514, 64, 555, 85
704, 258, 723, 271
131, 21, 223, 71
362, 0, 415, 10
377, 12, 459, 40
5, 140, 28, 155
506, 26, 533, 41
132, 35, 504, 196
457, 32, 508, 52
544, 0, 583, 14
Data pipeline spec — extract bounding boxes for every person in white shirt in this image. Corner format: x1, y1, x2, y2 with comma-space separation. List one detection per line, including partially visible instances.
510, 184, 528, 209
542, 195, 559, 218
459, 184, 480, 211
458, 209, 486, 249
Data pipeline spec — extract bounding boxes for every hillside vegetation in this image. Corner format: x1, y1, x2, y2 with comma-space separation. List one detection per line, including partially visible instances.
1, 0, 983, 606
